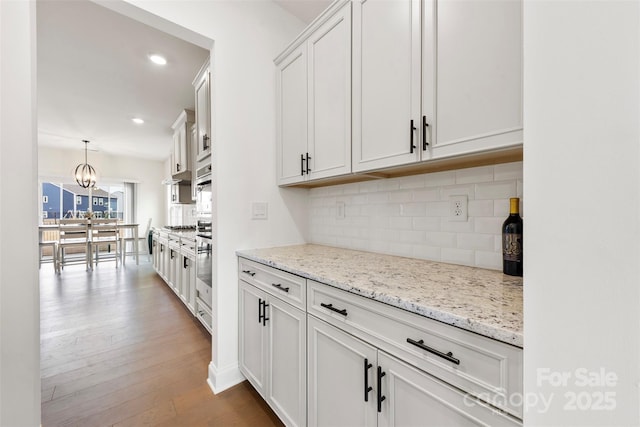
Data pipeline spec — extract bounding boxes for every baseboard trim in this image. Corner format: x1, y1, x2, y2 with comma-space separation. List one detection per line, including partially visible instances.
207, 361, 245, 394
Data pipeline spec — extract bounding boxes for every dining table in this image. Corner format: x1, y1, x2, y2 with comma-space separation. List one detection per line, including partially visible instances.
38, 221, 140, 266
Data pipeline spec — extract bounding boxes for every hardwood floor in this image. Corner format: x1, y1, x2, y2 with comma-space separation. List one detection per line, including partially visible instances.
40, 261, 282, 427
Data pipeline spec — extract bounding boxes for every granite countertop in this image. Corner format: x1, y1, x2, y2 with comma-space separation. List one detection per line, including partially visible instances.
236, 244, 523, 347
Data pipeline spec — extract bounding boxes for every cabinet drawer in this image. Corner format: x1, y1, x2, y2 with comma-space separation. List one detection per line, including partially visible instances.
307, 280, 523, 418
238, 258, 306, 310
196, 280, 212, 309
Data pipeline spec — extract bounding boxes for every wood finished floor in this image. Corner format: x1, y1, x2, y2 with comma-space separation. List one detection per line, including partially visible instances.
40, 261, 282, 427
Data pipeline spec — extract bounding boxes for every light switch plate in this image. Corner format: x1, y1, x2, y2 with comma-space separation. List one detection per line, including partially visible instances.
251, 202, 268, 220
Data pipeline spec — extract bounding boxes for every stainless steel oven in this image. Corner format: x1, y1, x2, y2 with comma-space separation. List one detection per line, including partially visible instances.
195, 233, 212, 306
196, 167, 212, 218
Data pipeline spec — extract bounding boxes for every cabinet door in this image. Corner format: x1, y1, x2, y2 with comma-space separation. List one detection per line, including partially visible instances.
195, 69, 211, 161
238, 280, 268, 397
352, 0, 422, 172
426, 0, 522, 158
276, 45, 308, 185
190, 124, 197, 201
168, 248, 178, 291
180, 254, 189, 306
266, 298, 306, 427
307, 4, 351, 180
188, 255, 196, 313
377, 352, 520, 427
308, 316, 377, 427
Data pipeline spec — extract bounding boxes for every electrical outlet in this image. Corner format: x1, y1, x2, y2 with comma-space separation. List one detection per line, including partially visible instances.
336, 201, 346, 220
449, 195, 468, 222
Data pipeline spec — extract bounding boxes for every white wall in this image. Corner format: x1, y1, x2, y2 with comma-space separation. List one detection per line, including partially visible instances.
39, 146, 167, 229
0, 0, 41, 424
524, 1, 640, 425
115, 0, 309, 392
309, 162, 523, 270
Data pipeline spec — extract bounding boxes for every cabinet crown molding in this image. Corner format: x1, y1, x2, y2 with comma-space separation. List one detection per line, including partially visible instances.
274, 0, 350, 65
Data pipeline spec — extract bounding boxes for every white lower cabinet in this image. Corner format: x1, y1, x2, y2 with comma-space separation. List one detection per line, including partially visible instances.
308, 315, 377, 427
237, 256, 522, 427
238, 279, 306, 427
179, 249, 196, 314
308, 316, 519, 427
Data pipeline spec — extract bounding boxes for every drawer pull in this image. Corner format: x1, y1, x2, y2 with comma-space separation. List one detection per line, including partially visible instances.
377, 366, 386, 413
406, 338, 461, 365
320, 302, 348, 316
271, 283, 290, 293
364, 358, 373, 402
242, 269, 256, 277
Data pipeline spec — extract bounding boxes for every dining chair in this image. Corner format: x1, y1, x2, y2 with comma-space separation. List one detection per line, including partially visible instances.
121, 218, 152, 264
57, 219, 91, 272
90, 218, 120, 267
39, 225, 59, 273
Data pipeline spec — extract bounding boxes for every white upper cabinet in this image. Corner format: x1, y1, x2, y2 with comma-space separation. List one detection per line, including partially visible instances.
277, 45, 308, 185
170, 109, 194, 180
193, 60, 211, 162
307, 4, 352, 181
276, 1, 352, 185
353, 0, 522, 173
352, 0, 423, 172
277, 0, 523, 184
425, 0, 522, 158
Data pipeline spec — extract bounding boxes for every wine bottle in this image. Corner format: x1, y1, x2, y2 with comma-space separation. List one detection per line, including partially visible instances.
502, 198, 523, 276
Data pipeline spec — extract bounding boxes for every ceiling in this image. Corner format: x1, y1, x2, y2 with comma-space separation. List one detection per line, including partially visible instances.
36, 0, 329, 162
37, 0, 210, 161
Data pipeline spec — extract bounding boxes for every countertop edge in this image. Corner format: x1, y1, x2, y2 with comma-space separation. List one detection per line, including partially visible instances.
236, 250, 523, 348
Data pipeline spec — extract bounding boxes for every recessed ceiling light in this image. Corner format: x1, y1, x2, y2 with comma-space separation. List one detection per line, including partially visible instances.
148, 54, 167, 65
132, 118, 144, 124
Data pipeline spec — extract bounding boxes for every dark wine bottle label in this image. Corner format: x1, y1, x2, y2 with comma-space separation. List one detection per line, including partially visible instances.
503, 233, 522, 262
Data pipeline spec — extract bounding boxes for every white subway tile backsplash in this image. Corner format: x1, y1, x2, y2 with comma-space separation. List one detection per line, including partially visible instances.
412, 188, 440, 202
412, 217, 441, 231
388, 242, 414, 257
367, 192, 389, 204
468, 200, 494, 217
475, 217, 504, 234
389, 190, 413, 203
441, 217, 475, 233
400, 203, 427, 217
399, 230, 426, 244
456, 166, 494, 184
425, 201, 450, 217
494, 161, 523, 181
398, 175, 426, 189
475, 181, 516, 200
424, 170, 456, 187
457, 233, 495, 251
441, 184, 475, 199
389, 216, 413, 230
413, 244, 441, 260
441, 248, 475, 266
475, 251, 502, 270
425, 231, 457, 248
308, 162, 523, 271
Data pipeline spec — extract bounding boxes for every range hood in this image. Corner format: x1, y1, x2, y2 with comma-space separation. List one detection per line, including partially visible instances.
162, 178, 182, 185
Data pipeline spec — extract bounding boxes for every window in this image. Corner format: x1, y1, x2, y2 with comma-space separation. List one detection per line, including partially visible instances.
39, 180, 136, 224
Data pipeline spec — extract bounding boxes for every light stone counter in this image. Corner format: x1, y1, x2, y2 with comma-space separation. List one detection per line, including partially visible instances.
236, 244, 523, 347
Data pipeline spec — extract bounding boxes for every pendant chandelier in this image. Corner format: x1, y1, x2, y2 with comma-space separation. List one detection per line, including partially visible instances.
74, 139, 97, 188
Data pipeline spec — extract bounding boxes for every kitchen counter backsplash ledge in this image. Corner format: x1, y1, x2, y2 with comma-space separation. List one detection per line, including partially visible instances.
236, 244, 523, 347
